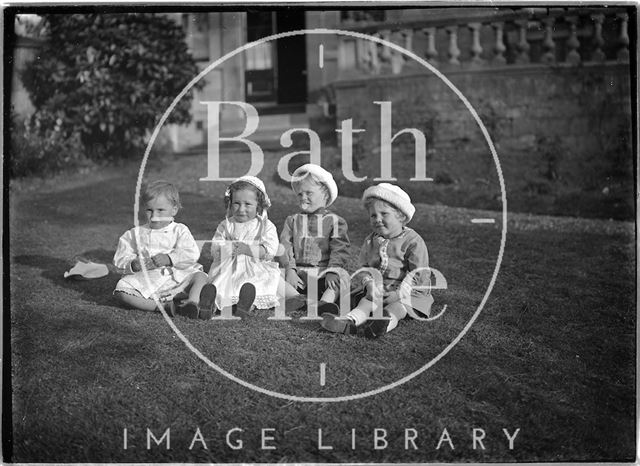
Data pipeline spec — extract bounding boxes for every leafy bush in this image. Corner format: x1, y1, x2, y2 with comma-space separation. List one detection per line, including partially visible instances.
20, 13, 201, 161
9, 109, 88, 178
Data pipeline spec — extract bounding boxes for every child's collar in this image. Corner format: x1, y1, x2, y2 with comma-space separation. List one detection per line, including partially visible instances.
144, 221, 175, 231
300, 207, 329, 215
374, 227, 407, 241
227, 216, 261, 224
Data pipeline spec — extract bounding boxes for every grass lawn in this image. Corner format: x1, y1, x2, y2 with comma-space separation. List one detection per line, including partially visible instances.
7, 149, 636, 462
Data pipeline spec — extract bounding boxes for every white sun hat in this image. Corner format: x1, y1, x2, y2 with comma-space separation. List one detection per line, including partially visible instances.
291, 163, 338, 206
362, 183, 416, 222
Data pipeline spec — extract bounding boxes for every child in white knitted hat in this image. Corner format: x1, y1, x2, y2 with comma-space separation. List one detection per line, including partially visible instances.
179, 176, 283, 319
279, 163, 351, 309
321, 183, 433, 338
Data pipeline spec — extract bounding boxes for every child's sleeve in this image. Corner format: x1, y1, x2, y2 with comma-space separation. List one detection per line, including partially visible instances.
210, 221, 231, 266
327, 215, 350, 269
260, 220, 280, 260
353, 236, 375, 289
398, 235, 431, 300
113, 229, 137, 274
278, 215, 296, 271
406, 237, 430, 278
167, 225, 201, 269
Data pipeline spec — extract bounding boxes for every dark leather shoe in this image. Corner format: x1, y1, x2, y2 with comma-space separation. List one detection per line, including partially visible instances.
362, 319, 390, 339
236, 282, 256, 315
320, 313, 357, 335
198, 284, 217, 320
177, 301, 199, 319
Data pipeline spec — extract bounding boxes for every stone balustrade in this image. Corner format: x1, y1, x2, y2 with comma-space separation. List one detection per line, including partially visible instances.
337, 7, 631, 76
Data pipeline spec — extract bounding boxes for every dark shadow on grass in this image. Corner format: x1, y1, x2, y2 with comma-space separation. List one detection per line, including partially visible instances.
13, 246, 215, 309
13, 251, 121, 307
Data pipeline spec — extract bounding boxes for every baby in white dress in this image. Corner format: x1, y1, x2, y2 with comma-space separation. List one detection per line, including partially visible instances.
183, 176, 294, 319
113, 180, 202, 312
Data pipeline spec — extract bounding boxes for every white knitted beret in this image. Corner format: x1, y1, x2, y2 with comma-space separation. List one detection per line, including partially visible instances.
228, 175, 271, 208
362, 183, 415, 222
291, 163, 338, 206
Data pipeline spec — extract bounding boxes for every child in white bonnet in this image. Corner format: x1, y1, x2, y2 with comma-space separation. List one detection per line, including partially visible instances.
181, 175, 282, 318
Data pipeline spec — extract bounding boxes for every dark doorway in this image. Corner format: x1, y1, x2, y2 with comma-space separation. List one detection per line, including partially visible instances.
245, 10, 307, 110
275, 10, 307, 106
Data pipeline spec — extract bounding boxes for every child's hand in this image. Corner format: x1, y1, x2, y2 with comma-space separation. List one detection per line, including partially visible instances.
142, 256, 157, 270
286, 269, 303, 289
131, 257, 156, 271
383, 290, 400, 304
139, 250, 156, 270
325, 272, 340, 290
365, 282, 382, 303
233, 242, 254, 257
151, 254, 172, 267
130, 258, 142, 272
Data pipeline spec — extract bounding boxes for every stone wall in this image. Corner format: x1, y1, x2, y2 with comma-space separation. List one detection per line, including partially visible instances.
333, 63, 631, 150
322, 62, 634, 218
330, 62, 632, 186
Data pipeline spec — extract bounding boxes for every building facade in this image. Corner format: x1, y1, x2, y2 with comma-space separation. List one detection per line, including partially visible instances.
167, 10, 345, 150
11, 8, 632, 157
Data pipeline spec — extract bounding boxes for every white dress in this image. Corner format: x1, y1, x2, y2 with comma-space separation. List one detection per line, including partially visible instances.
113, 222, 203, 299
208, 216, 281, 309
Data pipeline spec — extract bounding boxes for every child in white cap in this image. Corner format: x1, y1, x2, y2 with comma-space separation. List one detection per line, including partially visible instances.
113, 180, 203, 313
279, 163, 351, 309
321, 183, 433, 338
180, 176, 282, 318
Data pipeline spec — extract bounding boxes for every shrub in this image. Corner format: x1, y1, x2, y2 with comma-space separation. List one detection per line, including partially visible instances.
20, 13, 201, 161
9, 109, 88, 178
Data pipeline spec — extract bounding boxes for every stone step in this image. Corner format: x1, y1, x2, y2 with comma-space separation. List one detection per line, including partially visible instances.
180, 112, 310, 155
220, 112, 309, 133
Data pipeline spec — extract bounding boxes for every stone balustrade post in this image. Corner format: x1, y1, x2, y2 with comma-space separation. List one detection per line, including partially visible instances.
565, 16, 581, 65
391, 30, 404, 74
356, 37, 368, 69
616, 12, 629, 61
380, 29, 392, 62
492, 22, 507, 65
468, 22, 484, 65
370, 36, 381, 74
541, 17, 556, 64
403, 28, 413, 54
514, 19, 530, 64
590, 13, 606, 62
445, 25, 461, 65
337, 38, 352, 70
423, 27, 438, 64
